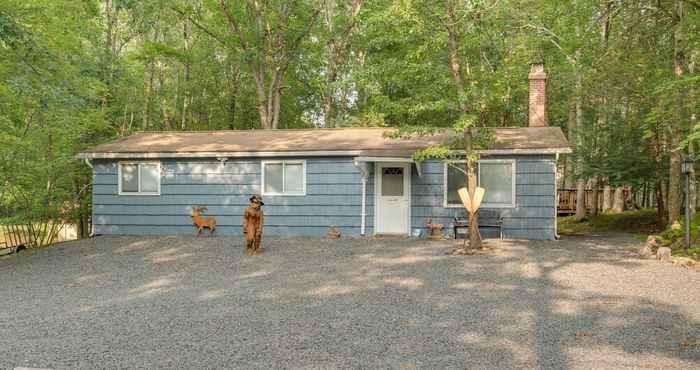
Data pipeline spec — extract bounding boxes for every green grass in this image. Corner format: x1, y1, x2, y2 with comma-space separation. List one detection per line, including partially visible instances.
558, 209, 662, 236
559, 209, 699, 261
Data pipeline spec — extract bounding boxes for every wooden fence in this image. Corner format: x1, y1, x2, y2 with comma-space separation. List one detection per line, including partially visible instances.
557, 188, 638, 215
0, 224, 31, 252
0, 223, 77, 252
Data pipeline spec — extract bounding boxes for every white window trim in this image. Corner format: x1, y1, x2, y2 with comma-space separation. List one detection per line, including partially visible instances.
118, 161, 161, 196
261, 160, 307, 196
443, 159, 516, 208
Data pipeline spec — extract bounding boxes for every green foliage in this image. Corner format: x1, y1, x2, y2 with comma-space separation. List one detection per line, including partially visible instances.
0, 0, 698, 245
558, 209, 662, 236
659, 214, 700, 248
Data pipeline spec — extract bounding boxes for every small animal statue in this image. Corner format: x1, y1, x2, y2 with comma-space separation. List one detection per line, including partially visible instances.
638, 235, 658, 258
656, 246, 672, 262
243, 195, 264, 255
327, 226, 341, 239
191, 206, 217, 236
426, 218, 444, 240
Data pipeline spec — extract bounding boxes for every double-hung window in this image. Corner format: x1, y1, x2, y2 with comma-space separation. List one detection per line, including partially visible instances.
119, 162, 161, 195
444, 159, 516, 208
261, 160, 306, 196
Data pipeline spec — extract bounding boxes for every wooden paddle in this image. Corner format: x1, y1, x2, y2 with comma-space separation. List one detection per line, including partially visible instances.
458, 186, 485, 213
457, 186, 485, 247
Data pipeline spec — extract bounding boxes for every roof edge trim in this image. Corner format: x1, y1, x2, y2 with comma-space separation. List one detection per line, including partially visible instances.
77, 150, 365, 159
77, 147, 571, 160
476, 148, 572, 155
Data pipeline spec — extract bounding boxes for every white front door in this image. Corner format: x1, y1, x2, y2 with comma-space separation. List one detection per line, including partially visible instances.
375, 163, 410, 235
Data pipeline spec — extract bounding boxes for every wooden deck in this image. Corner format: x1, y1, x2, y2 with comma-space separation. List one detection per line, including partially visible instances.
557, 188, 632, 215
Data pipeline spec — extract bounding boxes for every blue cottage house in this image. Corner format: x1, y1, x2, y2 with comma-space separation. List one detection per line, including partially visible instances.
79, 65, 571, 240
79, 126, 570, 240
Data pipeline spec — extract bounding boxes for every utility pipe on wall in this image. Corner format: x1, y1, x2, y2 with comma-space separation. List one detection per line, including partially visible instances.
353, 159, 371, 236
361, 177, 367, 236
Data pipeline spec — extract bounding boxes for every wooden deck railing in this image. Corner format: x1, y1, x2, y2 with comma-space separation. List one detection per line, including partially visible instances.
557, 188, 634, 215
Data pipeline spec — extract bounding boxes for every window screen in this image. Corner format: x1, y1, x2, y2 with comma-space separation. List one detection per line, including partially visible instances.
263, 161, 305, 195
140, 164, 160, 193
120, 162, 160, 195
445, 163, 467, 206
479, 162, 514, 206
284, 163, 304, 194
444, 161, 515, 207
120, 164, 139, 193
264, 163, 284, 194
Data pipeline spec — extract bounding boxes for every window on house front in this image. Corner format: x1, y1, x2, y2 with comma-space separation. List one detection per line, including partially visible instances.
119, 162, 161, 195
444, 160, 515, 208
445, 163, 467, 206
262, 160, 306, 195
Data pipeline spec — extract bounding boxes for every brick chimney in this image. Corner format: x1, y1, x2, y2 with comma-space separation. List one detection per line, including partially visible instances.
528, 63, 547, 127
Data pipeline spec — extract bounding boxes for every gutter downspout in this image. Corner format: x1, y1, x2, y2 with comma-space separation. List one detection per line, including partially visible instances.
83, 158, 95, 237
554, 153, 560, 240
353, 159, 371, 237
361, 177, 367, 236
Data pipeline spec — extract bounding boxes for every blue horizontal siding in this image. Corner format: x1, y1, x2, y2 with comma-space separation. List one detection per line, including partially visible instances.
92, 158, 374, 237
93, 204, 370, 217
92, 154, 556, 240
94, 215, 365, 227
93, 183, 367, 196
93, 224, 367, 237
94, 194, 374, 206
412, 156, 557, 240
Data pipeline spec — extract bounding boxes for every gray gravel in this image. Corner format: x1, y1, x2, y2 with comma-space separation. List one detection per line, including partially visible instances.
0, 234, 698, 369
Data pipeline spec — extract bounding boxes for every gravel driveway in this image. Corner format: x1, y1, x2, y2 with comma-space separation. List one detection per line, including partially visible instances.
1, 234, 698, 369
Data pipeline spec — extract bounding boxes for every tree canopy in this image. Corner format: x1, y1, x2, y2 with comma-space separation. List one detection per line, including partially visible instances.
1, 0, 698, 240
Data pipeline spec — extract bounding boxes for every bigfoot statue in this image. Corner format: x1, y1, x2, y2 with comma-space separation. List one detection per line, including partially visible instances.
243, 195, 264, 255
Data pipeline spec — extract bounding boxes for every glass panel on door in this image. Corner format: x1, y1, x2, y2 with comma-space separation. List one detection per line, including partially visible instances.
381, 167, 404, 196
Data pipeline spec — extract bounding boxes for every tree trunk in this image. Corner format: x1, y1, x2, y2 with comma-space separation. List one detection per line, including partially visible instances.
612, 187, 625, 213
602, 185, 612, 212
565, 102, 576, 188
590, 178, 599, 216
573, 65, 586, 221
697, 179, 700, 212
445, 0, 480, 250
218, 1, 318, 130
272, 84, 282, 129
323, 67, 337, 127
181, 19, 191, 130
158, 61, 171, 130
228, 88, 237, 130
688, 51, 697, 217
657, 183, 666, 226
668, 0, 685, 224
227, 60, 240, 129
589, 0, 609, 218
575, 179, 587, 220
668, 137, 682, 224
143, 57, 154, 130
252, 71, 271, 129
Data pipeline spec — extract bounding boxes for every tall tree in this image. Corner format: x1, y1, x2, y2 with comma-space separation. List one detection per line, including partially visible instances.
319, 0, 363, 127
668, 0, 685, 224
217, 0, 320, 129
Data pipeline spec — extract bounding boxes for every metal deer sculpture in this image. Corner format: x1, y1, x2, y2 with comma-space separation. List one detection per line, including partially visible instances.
191, 206, 217, 236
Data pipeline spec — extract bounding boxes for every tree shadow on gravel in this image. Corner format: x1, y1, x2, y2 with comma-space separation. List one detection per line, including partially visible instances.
0, 235, 698, 369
